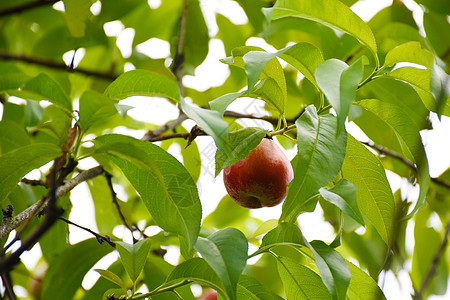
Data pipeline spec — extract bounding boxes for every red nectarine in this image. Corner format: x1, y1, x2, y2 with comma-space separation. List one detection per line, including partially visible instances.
199, 289, 217, 300
223, 138, 293, 208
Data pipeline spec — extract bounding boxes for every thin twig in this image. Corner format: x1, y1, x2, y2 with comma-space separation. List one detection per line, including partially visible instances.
362, 141, 450, 189
20, 178, 46, 187
0, 271, 17, 300
104, 172, 134, 233
58, 217, 116, 247
224, 110, 280, 126
0, 51, 117, 80
0, 0, 58, 18
362, 141, 415, 169
170, 0, 188, 95
413, 222, 450, 300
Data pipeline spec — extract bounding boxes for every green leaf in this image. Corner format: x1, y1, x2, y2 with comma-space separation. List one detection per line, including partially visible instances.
385, 67, 439, 114
10, 73, 72, 111
347, 261, 386, 300
93, 134, 201, 251
209, 92, 246, 115
278, 42, 324, 88
180, 98, 231, 156
214, 127, 268, 176
95, 269, 127, 292
0, 72, 30, 93
423, 12, 450, 61
62, 0, 94, 37
383, 41, 434, 69
237, 275, 284, 300
277, 256, 332, 299
0, 143, 61, 204
79, 90, 118, 132
253, 223, 305, 257
0, 120, 31, 154
202, 194, 249, 230
430, 63, 450, 117
251, 219, 279, 238
356, 99, 429, 220
357, 76, 429, 130
270, 0, 378, 64
87, 175, 120, 234
40, 199, 70, 262
36, 105, 72, 145
308, 240, 351, 300
281, 105, 347, 222
411, 209, 449, 297
315, 58, 363, 134
41, 238, 114, 300
104, 70, 181, 102
319, 179, 365, 226
195, 228, 248, 300
223, 46, 287, 114
242, 51, 287, 112
341, 134, 395, 244
183, 0, 209, 73
116, 239, 152, 282
166, 258, 226, 298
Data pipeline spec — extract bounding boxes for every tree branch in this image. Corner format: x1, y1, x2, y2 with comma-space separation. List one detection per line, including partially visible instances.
170, 0, 188, 95
0, 51, 117, 81
0, 159, 64, 271
362, 141, 450, 189
0, 166, 104, 240
104, 172, 134, 235
413, 222, 450, 300
0, 271, 16, 300
20, 178, 46, 187
58, 217, 115, 247
0, 0, 58, 18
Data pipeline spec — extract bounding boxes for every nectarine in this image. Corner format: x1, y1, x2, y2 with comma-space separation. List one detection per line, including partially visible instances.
223, 138, 293, 208
199, 289, 217, 300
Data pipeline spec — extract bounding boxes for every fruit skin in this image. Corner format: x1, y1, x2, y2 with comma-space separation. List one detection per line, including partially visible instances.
223, 138, 294, 209
199, 289, 217, 300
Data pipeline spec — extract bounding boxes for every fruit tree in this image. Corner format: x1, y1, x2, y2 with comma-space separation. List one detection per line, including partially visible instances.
0, 0, 449, 299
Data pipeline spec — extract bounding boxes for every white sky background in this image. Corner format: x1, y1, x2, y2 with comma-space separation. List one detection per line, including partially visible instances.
1, 0, 449, 299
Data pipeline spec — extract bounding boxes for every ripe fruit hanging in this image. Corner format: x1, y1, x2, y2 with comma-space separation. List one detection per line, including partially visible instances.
223, 138, 294, 209
199, 289, 217, 300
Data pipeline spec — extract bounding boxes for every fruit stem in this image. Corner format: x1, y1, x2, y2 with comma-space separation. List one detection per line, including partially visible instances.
319, 92, 325, 110
317, 104, 331, 115
268, 124, 296, 137
282, 133, 297, 144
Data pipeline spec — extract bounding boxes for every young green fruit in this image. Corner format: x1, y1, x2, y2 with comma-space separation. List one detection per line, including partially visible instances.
223, 138, 293, 208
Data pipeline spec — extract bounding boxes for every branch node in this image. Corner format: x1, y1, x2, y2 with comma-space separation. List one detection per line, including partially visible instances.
2, 205, 14, 219
186, 125, 205, 148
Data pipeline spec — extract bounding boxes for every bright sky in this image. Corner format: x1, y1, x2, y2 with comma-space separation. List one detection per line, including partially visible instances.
3, 0, 449, 299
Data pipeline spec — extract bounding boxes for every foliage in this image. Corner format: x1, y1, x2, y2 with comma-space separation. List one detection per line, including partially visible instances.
0, 0, 449, 299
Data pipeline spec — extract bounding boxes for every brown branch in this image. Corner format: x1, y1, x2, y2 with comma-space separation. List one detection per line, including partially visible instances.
20, 177, 46, 187
0, 166, 104, 240
223, 110, 281, 126
362, 141, 450, 189
0, 0, 58, 18
0, 159, 64, 272
0, 271, 16, 300
0, 51, 117, 81
58, 217, 115, 247
413, 222, 450, 300
104, 172, 134, 235
142, 113, 188, 142
170, 0, 188, 94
